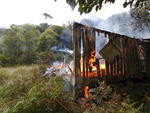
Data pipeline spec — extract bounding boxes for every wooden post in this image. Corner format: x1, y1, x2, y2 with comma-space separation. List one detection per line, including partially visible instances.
82, 28, 86, 78
73, 23, 81, 99
105, 61, 109, 81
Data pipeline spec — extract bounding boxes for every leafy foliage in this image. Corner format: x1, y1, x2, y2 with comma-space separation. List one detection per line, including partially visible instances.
0, 65, 81, 113
2, 25, 40, 64
84, 102, 143, 113
93, 81, 112, 105
0, 54, 12, 67
0, 24, 72, 66
83, 81, 144, 113
55, 0, 148, 14
37, 23, 49, 33
130, 0, 150, 31
37, 27, 59, 51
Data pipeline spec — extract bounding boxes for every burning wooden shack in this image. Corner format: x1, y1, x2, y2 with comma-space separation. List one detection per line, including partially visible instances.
73, 22, 150, 98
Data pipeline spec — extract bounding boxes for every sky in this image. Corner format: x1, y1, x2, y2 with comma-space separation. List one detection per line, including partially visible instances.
0, 0, 130, 28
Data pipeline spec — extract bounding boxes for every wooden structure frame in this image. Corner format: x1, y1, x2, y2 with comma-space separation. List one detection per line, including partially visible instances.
73, 22, 150, 97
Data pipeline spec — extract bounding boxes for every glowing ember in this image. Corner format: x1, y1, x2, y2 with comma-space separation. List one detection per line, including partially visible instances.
84, 86, 89, 98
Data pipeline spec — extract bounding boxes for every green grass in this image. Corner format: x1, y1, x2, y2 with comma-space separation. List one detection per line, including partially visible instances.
0, 65, 81, 113
0, 65, 149, 113
0, 65, 41, 113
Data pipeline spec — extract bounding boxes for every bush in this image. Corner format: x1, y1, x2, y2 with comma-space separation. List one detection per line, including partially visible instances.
0, 54, 13, 67
36, 51, 65, 65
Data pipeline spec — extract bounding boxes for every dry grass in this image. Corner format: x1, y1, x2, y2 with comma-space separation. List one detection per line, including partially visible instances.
0, 65, 149, 113
0, 65, 42, 112
0, 65, 81, 113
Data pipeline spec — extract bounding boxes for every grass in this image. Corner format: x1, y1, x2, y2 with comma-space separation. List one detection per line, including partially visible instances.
0, 65, 41, 112
0, 65, 81, 113
0, 65, 150, 113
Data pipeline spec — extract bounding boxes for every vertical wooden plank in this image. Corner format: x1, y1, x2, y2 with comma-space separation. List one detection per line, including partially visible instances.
145, 41, 150, 74
125, 38, 130, 78
110, 62, 114, 81
73, 23, 82, 99
84, 28, 89, 78
116, 56, 119, 75
132, 39, 138, 76
82, 28, 85, 78
115, 37, 120, 77
78, 26, 82, 78
97, 31, 102, 80
114, 59, 117, 76
113, 35, 117, 79
95, 31, 101, 80
96, 59, 101, 80
105, 61, 109, 81
129, 38, 135, 78
119, 37, 124, 79
134, 39, 141, 77
127, 38, 132, 77
132, 38, 137, 76
73, 23, 79, 78
122, 37, 127, 79
130, 39, 136, 78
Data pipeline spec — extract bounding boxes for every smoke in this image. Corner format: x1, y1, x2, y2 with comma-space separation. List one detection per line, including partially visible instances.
59, 27, 72, 49
81, 11, 150, 62
95, 32, 108, 59
51, 46, 73, 55
80, 12, 150, 39
51, 25, 73, 55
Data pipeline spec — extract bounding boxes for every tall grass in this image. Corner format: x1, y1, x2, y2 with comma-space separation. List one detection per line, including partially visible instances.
0, 65, 149, 113
0, 65, 81, 113
0, 65, 40, 112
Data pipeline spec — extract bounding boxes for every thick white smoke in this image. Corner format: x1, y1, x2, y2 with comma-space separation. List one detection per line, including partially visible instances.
81, 12, 150, 39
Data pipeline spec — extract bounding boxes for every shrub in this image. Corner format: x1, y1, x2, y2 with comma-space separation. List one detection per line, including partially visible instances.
0, 54, 12, 67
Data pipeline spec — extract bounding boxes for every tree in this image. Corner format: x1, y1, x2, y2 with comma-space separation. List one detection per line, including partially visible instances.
37, 23, 49, 33
3, 26, 24, 60
3, 24, 40, 64
55, 0, 149, 14
37, 26, 60, 52
49, 25, 64, 35
21, 24, 41, 63
130, 1, 150, 31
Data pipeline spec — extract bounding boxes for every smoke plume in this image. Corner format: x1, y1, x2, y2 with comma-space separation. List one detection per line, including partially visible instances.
81, 12, 150, 39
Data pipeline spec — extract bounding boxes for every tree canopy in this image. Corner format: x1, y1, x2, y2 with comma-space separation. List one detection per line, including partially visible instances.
2, 25, 40, 64
0, 24, 72, 66
37, 26, 59, 51
130, 1, 150, 30
55, 0, 149, 14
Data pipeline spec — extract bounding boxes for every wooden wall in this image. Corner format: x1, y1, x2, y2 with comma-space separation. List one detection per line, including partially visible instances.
73, 22, 150, 92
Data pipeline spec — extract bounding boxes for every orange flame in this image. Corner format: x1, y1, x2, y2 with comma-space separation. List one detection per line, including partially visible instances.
84, 86, 89, 98
88, 50, 96, 67
80, 49, 106, 77
54, 63, 63, 70
100, 63, 106, 69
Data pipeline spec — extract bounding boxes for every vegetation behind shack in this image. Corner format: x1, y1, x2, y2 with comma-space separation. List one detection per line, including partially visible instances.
0, 23, 72, 67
